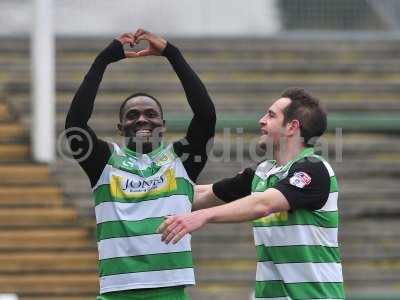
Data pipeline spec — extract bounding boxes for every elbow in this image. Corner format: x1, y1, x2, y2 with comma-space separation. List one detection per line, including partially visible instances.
198, 102, 216, 127
210, 114, 217, 131
206, 113, 217, 137
209, 105, 216, 125
253, 200, 274, 219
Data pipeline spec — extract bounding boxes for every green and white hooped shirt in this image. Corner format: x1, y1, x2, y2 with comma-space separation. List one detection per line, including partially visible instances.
92, 143, 195, 294
251, 148, 345, 300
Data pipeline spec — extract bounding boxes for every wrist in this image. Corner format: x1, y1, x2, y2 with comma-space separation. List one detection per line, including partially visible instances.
97, 39, 125, 63
198, 207, 215, 223
162, 41, 179, 58
195, 209, 213, 224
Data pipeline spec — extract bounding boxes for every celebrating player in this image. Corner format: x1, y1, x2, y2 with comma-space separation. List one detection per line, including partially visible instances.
158, 88, 345, 300
65, 29, 216, 300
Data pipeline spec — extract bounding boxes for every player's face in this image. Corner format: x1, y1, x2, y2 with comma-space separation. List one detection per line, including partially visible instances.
118, 96, 165, 141
258, 97, 291, 150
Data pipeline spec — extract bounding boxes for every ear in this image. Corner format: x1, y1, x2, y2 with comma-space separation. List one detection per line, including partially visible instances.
117, 123, 124, 136
287, 119, 301, 136
292, 119, 301, 130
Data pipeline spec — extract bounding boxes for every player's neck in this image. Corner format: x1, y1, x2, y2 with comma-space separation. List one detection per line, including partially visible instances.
127, 140, 162, 155
274, 140, 305, 166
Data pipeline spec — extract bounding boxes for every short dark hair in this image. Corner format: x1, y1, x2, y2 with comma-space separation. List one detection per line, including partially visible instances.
281, 88, 327, 146
119, 92, 164, 121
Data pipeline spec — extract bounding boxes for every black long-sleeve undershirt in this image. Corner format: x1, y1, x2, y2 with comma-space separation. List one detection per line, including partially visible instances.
65, 40, 216, 187
212, 158, 331, 211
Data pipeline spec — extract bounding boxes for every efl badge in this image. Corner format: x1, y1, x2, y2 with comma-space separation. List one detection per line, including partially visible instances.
289, 172, 312, 188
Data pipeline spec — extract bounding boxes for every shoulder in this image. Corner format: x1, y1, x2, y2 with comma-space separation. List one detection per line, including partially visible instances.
274, 156, 332, 211
288, 156, 331, 183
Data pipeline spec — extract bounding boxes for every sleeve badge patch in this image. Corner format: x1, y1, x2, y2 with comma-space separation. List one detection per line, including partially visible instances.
289, 172, 312, 188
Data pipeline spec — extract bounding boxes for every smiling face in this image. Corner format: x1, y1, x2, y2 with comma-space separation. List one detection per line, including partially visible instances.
258, 97, 292, 150
117, 95, 165, 152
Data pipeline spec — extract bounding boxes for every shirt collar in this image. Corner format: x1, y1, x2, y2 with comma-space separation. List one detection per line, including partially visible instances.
123, 143, 165, 160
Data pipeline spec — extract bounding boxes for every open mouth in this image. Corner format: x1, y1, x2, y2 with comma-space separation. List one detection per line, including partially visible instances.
135, 129, 153, 137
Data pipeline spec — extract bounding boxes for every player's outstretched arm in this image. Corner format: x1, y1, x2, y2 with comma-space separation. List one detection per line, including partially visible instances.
65, 33, 132, 131
64, 33, 132, 186
157, 188, 290, 244
192, 185, 226, 211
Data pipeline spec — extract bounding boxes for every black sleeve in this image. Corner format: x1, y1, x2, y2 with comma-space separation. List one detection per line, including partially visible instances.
164, 43, 216, 182
65, 39, 125, 187
274, 157, 331, 211
212, 168, 255, 202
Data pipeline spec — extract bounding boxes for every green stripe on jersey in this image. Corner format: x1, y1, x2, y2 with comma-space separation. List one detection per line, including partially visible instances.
252, 210, 338, 228
330, 176, 338, 193
94, 177, 193, 206
255, 281, 345, 299
99, 251, 193, 277
256, 245, 341, 264
97, 217, 164, 242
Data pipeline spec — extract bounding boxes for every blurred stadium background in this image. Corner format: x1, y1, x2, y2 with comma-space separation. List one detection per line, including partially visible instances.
1, 0, 400, 299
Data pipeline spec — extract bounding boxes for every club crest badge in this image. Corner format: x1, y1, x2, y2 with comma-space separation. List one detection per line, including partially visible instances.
289, 172, 312, 188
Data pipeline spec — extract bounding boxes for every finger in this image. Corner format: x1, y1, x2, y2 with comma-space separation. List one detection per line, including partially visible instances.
156, 222, 166, 234
126, 33, 136, 46
134, 28, 146, 39
124, 51, 140, 58
172, 229, 188, 244
162, 222, 179, 242
157, 216, 175, 234
164, 225, 183, 244
135, 48, 153, 57
162, 220, 181, 242
116, 33, 134, 44
156, 218, 172, 234
133, 28, 143, 37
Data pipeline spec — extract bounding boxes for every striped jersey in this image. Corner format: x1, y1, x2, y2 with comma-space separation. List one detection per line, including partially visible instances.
92, 143, 195, 294
251, 147, 345, 299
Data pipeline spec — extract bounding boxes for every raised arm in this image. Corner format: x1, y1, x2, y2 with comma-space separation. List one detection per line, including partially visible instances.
165, 43, 217, 182
130, 29, 216, 182
162, 42, 216, 142
65, 34, 131, 187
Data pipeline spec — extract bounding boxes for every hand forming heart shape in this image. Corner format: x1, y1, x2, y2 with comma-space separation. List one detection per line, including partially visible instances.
116, 28, 167, 58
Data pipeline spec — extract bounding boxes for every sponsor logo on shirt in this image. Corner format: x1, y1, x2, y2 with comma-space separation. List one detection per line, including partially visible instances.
122, 175, 165, 193
110, 169, 177, 199
289, 171, 312, 188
